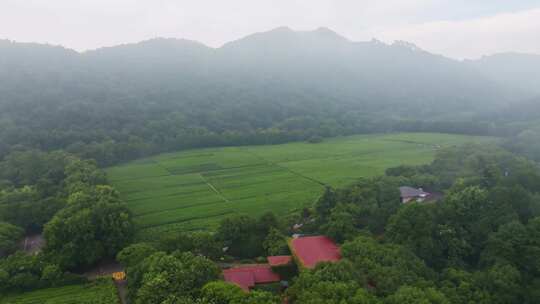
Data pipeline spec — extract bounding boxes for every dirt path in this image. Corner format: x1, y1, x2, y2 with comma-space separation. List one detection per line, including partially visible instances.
83, 260, 128, 303
115, 280, 129, 304
83, 260, 124, 280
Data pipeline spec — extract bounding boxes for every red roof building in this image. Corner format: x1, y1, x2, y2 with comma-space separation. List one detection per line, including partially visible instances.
267, 255, 293, 267
223, 264, 281, 291
289, 236, 341, 269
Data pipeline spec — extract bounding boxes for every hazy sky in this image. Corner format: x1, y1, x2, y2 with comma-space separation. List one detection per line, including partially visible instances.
1, 0, 539, 59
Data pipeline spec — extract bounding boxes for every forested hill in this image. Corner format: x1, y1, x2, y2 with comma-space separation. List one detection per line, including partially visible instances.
0, 27, 539, 165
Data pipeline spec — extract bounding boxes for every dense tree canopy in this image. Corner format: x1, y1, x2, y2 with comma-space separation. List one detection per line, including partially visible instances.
0, 221, 23, 257
121, 250, 220, 304
0, 151, 134, 293
43, 185, 134, 269
216, 212, 281, 258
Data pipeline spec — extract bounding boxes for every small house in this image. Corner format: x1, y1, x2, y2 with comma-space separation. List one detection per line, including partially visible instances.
267, 255, 293, 267
222, 236, 341, 292
223, 264, 281, 292
399, 186, 430, 203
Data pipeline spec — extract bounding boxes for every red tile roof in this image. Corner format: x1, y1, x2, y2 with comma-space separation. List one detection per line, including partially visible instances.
290, 236, 341, 269
223, 264, 281, 291
223, 271, 254, 291
267, 255, 293, 267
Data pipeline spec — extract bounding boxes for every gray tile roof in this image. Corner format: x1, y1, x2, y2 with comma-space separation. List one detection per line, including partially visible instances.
399, 186, 429, 198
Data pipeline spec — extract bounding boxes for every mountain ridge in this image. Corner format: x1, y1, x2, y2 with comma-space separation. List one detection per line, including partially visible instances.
1, 27, 534, 110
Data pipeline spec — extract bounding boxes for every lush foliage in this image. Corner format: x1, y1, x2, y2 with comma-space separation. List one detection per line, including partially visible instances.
0, 252, 84, 293
119, 249, 220, 304
0, 151, 74, 232
0, 221, 23, 256
0, 151, 133, 294
43, 185, 134, 269
199, 282, 279, 304
216, 212, 281, 258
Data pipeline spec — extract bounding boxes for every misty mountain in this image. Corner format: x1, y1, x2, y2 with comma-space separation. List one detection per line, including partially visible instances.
1, 28, 533, 114
468, 52, 540, 96
0, 27, 539, 164
215, 27, 522, 115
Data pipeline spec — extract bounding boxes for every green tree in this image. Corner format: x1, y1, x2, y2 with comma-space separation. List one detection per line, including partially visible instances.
385, 286, 449, 304
315, 187, 338, 221
201, 281, 245, 304
341, 236, 433, 296
0, 221, 23, 256
263, 228, 289, 256
489, 185, 538, 223
293, 281, 362, 304
0, 150, 68, 188
240, 291, 280, 304
63, 159, 106, 193
386, 203, 442, 267
286, 260, 365, 303
216, 215, 263, 258
476, 263, 523, 304
0, 252, 43, 291
340, 177, 404, 233
0, 186, 65, 232
322, 203, 360, 243
158, 232, 222, 259
482, 218, 540, 277
40, 264, 63, 287
44, 185, 134, 269
437, 186, 494, 266
438, 268, 491, 304
133, 252, 220, 304
117, 243, 157, 268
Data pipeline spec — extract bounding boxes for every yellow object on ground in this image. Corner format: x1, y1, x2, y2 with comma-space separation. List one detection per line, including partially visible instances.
112, 272, 126, 281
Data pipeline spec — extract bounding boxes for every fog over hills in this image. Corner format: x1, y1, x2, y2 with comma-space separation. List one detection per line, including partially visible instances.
469, 52, 540, 95
1, 27, 539, 164
2, 27, 538, 108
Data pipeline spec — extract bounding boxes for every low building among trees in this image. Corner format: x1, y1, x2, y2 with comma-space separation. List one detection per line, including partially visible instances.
399, 186, 430, 203
289, 235, 341, 269
267, 255, 293, 267
223, 264, 281, 291
223, 236, 341, 292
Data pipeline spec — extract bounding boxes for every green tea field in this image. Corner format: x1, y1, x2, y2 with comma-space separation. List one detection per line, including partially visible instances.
107, 133, 494, 238
0, 279, 119, 304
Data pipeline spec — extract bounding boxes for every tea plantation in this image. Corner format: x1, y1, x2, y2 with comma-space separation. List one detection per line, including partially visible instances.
0, 279, 119, 304
107, 133, 494, 239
